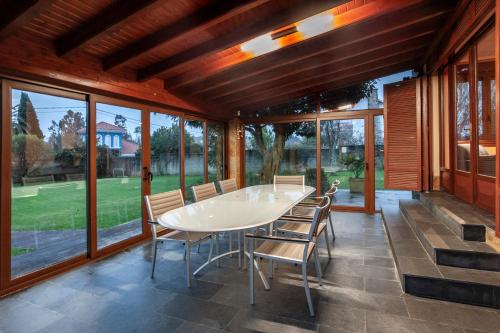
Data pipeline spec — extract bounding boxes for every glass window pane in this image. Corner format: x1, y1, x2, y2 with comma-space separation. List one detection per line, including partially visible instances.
320, 119, 365, 207
476, 28, 496, 177
150, 113, 181, 194
456, 52, 471, 172
11, 89, 87, 278
96, 103, 142, 249
374, 115, 384, 191
244, 122, 316, 187
208, 122, 225, 182
184, 120, 205, 202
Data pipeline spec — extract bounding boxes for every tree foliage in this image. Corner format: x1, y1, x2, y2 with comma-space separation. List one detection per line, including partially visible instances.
15, 92, 44, 139
245, 82, 375, 184
48, 110, 85, 151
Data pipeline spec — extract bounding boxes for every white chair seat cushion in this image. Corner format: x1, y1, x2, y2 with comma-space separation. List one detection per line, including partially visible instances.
254, 240, 315, 263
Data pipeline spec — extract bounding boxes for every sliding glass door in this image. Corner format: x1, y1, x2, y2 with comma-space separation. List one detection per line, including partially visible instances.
9, 86, 88, 278
95, 102, 143, 249
320, 118, 367, 209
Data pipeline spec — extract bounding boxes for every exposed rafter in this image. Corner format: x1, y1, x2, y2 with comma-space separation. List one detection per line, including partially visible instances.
103, 0, 266, 71
164, 0, 452, 91
137, 0, 351, 81
55, 0, 163, 57
0, 0, 56, 42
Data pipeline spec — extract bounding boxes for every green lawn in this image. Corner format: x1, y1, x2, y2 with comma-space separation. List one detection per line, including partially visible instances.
325, 169, 385, 190
11, 175, 202, 231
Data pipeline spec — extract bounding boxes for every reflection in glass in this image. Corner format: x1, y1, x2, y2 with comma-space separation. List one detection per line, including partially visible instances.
184, 120, 205, 202
10, 89, 87, 277
320, 119, 365, 207
96, 103, 142, 248
456, 53, 471, 172
476, 28, 496, 177
150, 113, 181, 194
245, 122, 316, 187
208, 122, 225, 182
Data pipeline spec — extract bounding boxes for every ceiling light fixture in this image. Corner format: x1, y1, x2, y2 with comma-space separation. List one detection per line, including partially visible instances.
240, 34, 279, 57
296, 12, 334, 38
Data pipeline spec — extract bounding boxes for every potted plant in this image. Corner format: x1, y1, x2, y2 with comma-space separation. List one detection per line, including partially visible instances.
341, 155, 365, 193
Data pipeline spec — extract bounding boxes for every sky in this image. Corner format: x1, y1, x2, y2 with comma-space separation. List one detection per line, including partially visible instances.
12, 70, 413, 143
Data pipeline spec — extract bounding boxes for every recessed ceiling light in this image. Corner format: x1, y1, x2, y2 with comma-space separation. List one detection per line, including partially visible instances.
240, 34, 279, 57
296, 12, 334, 38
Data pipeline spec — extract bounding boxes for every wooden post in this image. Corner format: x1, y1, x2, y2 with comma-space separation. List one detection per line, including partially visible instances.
495, 0, 500, 237
228, 118, 244, 188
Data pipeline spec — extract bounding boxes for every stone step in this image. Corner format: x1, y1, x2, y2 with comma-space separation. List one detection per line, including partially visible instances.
381, 205, 500, 309
419, 192, 495, 242
399, 200, 500, 271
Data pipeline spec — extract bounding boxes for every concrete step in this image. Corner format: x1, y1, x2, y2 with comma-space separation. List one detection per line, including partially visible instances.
399, 200, 500, 271
381, 205, 500, 309
419, 192, 495, 242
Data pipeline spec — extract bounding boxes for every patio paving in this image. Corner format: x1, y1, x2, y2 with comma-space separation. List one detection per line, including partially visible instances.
1, 211, 500, 332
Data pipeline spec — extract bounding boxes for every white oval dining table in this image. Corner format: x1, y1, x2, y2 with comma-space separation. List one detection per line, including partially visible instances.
157, 184, 315, 288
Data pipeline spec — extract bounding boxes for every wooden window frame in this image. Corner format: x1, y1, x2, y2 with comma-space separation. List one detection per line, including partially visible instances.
0, 77, 227, 297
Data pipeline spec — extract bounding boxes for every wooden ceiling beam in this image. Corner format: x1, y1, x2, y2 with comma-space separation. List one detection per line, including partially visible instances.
168, 1, 452, 92
204, 30, 435, 102
0, 0, 56, 42
103, 0, 266, 71
137, 0, 351, 81
212, 39, 429, 105
55, 0, 163, 57
225, 57, 419, 112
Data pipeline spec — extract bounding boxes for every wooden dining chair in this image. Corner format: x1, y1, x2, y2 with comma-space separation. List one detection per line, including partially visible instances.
218, 178, 238, 194
273, 175, 305, 186
192, 182, 218, 201
144, 189, 214, 287
276, 186, 337, 256
246, 196, 330, 317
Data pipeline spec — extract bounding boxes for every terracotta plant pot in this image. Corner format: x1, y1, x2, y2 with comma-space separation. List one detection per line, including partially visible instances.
349, 177, 365, 193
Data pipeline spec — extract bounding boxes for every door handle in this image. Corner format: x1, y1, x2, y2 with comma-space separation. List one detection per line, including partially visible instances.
143, 167, 153, 182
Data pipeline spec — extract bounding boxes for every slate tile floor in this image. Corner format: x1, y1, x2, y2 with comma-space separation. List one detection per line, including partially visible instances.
1, 212, 500, 333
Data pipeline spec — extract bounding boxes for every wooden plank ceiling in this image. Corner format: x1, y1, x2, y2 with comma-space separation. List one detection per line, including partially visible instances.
0, 0, 456, 117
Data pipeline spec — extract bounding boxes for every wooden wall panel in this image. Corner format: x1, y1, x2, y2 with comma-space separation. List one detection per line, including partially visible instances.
495, 0, 500, 237
454, 172, 474, 203
0, 32, 203, 115
476, 178, 496, 212
384, 79, 422, 190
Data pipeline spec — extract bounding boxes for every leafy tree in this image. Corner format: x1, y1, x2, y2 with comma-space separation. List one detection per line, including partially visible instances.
11, 134, 51, 179
48, 110, 85, 151
150, 124, 182, 157
245, 82, 375, 184
114, 114, 132, 140
16, 92, 44, 139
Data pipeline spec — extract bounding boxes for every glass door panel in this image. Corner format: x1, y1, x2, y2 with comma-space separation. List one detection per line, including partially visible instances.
320, 119, 366, 207
150, 113, 181, 195
455, 53, 471, 172
10, 89, 87, 278
96, 103, 142, 249
184, 119, 205, 203
207, 122, 225, 182
476, 29, 496, 178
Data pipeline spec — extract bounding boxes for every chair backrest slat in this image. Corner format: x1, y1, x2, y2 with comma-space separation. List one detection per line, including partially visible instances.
219, 178, 238, 194
144, 189, 185, 237
192, 182, 218, 202
273, 175, 305, 186
307, 196, 331, 241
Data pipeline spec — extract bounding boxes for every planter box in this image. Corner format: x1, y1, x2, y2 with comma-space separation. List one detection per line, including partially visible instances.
349, 177, 365, 193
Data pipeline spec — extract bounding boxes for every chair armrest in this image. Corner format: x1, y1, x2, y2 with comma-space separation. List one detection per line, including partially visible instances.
148, 220, 159, 225
245, 233, 309, 244
278, 215, 312, 223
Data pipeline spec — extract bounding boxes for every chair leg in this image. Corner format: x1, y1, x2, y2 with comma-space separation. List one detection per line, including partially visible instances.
313, 247, 322, 285
302, 261, 315, 317
238, 231, 242, 269
186, 241, 192, 288
151, 240, 159, 278
328, 214, 335, 242
197, 243, 201, 253
215, 233, 220, 268
183, 244, 187, 261
268, 259, 273, 279
229, 232, 233, 257
324, 228, 332, 259
249, 238, 254, 305
208, 236, 214, 262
